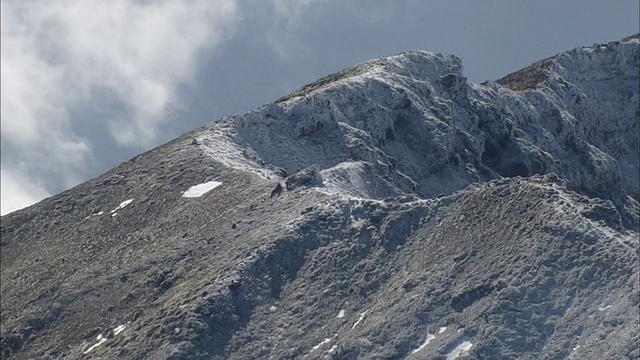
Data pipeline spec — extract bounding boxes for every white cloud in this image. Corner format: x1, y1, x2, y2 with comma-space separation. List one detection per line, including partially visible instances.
0, 165, 50, 215
271, 0, 325, 24
1, 0, 327, 215
4, 0, 241, 146
262, 0, 329, 59
0, 0, 242, 215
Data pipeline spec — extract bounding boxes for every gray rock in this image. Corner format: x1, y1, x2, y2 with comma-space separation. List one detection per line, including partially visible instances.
285, 165, 323, 190
1, 35, 638, 360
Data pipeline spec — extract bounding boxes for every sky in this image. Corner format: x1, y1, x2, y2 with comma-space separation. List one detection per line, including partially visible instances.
1, 0, 638, 215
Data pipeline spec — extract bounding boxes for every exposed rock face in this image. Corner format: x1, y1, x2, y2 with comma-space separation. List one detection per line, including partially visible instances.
1, 35, 638, 359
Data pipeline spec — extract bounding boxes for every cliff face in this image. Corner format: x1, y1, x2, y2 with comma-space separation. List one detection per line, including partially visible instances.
1, 35, 638, 359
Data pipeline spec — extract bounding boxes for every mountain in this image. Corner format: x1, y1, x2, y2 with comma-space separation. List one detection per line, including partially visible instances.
1, 35, 638, 360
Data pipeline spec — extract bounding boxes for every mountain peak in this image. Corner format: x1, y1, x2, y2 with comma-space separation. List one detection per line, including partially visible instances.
193, 35, 637, 217
497, 34, 639, 91
276, 49, 462, 104
1, 35, 638, 359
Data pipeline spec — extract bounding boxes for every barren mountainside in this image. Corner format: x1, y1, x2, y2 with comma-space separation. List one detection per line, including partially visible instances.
1, 35, 639, 359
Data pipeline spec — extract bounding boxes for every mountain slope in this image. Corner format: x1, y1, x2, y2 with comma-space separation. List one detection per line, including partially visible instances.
1, 35, 638, 359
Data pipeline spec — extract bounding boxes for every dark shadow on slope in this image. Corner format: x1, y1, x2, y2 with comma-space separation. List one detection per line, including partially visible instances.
178, 217, 330, 358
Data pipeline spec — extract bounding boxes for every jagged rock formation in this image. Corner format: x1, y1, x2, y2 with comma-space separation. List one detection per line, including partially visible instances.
1, 35, 638, 359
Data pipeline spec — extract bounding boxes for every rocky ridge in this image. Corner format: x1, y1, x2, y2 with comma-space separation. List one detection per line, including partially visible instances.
1, 35, 638, 359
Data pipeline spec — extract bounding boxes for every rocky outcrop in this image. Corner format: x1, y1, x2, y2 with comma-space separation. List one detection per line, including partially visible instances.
198, 35, 639, 228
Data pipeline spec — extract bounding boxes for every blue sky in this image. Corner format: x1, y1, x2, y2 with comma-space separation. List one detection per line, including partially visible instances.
1, 0, 638, 214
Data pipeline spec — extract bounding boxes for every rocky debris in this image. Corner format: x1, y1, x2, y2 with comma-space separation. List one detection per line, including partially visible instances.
228, 279, 242, 291
1, 35, 638, 360
275, 62, 374, 103
285, 165, 323, 190
274, 167, 287, 179
269, 183, 284, 198
495, 58, 553, 91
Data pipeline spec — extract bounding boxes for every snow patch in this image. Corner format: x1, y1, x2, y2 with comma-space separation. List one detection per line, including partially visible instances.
113, 323, 128, 335
337, 309, 345, 318
598, 305, 612, 311
304, 337, 333, 358
313, 338, 332, 351
411, 334, 436, 354
446, 339, 473, 359
197, 131, 275, 180
406, 327, 448, 359
351, 310, 369, 329
83, 334, 108, 354
110, 199, 134, 214
182, 181, 222, 198
83, 323, 129, 354
84, 211, 105, 220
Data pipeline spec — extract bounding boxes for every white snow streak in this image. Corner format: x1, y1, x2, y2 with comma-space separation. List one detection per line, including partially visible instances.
411, 334, 436, 354
83, 334, 107, 354
113, 323, 128, 335
84, 210, 105, 220
83, 323, 129, 354
351, 310, 369, 329
406, 327, 448, 359
182, 181, 222, 198
304, 337, 333, 358
446, 340, 473, 359
110, 199, 134, 214
312, 338, 332, 351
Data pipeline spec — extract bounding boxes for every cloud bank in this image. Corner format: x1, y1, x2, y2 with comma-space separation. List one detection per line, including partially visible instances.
1, 0, 325, 215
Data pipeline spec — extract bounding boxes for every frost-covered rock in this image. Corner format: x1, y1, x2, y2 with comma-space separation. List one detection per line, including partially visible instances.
285, 165, 323, 190
1, 35, 638, 360
196, 35, 638, 228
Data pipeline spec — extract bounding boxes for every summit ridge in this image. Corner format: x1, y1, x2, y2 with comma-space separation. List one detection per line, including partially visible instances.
1, 35, 638, 359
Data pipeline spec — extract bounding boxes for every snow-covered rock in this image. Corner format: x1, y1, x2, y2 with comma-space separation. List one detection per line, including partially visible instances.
1, 35, 638, 360
196, 35, 638, 228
